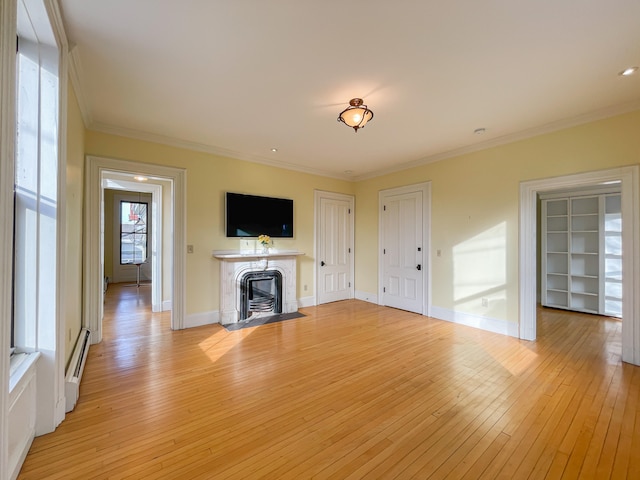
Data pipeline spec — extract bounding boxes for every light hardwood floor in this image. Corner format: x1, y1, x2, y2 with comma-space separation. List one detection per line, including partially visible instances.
18, 284, 639, 479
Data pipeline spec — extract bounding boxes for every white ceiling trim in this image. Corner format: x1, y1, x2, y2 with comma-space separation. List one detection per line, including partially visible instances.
88, 121, 354, 181
88, 98, 640, 184
353, 100, 640, 182
67, 45, 91, 128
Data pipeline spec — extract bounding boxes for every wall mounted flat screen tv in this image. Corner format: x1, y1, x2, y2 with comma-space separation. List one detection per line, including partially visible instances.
225, 192, 294, 238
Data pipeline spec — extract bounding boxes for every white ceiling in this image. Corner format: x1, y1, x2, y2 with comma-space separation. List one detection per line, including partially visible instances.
59, 0, 640, 180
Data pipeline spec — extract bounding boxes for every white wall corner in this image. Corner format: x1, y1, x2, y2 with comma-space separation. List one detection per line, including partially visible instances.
355, 291, 379, 304
297, 296, 316, 308
162, 300, 172, 312
184, 310, 220, 329
430, 305, 519, 338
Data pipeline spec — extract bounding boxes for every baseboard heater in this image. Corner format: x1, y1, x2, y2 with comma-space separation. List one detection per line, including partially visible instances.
65, 328, 91, 413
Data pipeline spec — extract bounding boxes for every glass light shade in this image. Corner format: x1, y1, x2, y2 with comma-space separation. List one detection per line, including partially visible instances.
341, 108, 372, 128
338, 98, 374, 132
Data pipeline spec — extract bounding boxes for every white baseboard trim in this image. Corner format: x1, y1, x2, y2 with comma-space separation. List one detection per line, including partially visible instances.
298, 296, 316, 308
355, 291, 379, 304
430, 306, 519, 338
184, 310, 220, 329
162, 300, 172, 312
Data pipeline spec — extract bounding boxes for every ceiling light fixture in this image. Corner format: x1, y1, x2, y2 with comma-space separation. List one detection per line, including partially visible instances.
271, 148, 278, 152
619, 66, 638, 76
134, 175, 148, 182
474, 128, 486, 135
337, 98, 373, 132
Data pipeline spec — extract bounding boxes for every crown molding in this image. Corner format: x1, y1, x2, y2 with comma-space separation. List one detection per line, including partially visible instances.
88, 122, 354, 182
353, 100, 640, 182
88, 100, 640, 185
67, 46, 92, 128
45, 0, 68, 50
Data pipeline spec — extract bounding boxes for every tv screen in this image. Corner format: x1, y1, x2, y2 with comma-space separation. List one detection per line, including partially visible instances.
225, 192, 294, 238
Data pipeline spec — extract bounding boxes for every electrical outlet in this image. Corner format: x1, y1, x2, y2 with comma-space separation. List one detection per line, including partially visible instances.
304, 284, 308, 291
187, 244, 194, 254
437, 249, 442, 257
482, 298, 489, 307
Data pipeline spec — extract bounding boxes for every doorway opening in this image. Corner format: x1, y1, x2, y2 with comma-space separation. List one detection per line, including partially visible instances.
519, 166, 640, 365
84, 156, 187, 344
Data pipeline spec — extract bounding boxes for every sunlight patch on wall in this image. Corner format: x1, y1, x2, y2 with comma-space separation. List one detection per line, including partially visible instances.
453, 222, 507, 314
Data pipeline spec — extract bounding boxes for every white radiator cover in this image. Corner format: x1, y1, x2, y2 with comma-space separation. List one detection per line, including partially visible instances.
65, 328, 90, 413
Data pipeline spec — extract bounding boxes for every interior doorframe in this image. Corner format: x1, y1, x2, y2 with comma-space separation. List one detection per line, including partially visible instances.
378, 182, 432, 316
103, 180, 162, 312
519, 166, 640, 365
314, 190, 355, 305
84, 155, 187, 343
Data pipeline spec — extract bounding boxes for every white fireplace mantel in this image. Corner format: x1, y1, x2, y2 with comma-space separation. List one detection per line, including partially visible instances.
212, 249, 305, 260
212, 250, 304, 324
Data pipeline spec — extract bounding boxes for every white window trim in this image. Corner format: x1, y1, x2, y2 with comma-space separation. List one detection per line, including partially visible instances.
1, 0, 69, 477
0, 1, 19, 477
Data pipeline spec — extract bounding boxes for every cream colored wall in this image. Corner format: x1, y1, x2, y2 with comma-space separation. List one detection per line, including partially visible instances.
84, 131, 355, 315
104, 189, 114, 279
159, 178, 173, 303
64, 82, 85, 366
355, 110, 640, 325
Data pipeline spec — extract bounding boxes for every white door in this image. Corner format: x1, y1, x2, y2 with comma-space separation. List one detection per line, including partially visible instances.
381, 190, 424, 313
316, 192, 354, 304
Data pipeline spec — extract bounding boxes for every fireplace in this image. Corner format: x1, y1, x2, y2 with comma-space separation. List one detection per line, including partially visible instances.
240, 270, 282, 320
212, 250, 304, 325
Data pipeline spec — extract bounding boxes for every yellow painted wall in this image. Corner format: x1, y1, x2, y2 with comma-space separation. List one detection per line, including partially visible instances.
84, 131, 355, 315
104, 189, 114, 278
355, 110, 640, 325
64, 81, 85, 366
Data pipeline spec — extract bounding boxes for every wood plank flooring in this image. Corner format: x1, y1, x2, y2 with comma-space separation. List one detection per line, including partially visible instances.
18, 284, 639, 479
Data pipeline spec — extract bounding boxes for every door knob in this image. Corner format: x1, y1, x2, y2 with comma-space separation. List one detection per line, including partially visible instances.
320, 261, 326, 266
416, 264, 421, 270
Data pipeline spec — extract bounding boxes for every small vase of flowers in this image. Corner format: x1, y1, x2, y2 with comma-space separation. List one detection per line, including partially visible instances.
258, 234, 272, 253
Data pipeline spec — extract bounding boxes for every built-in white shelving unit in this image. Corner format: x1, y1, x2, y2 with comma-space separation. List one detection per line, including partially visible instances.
541, 189, 622, 317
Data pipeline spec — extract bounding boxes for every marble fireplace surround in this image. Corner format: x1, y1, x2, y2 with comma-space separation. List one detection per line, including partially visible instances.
212, 250, 305, 325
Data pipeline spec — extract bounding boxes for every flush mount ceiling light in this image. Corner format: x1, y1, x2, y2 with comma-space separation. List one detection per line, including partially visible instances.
337, 98, 373, 132
133, 175, 148, 182
619, 66, 638, 76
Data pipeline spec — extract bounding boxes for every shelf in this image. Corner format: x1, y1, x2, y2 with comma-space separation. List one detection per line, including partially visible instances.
572, 197, 598, 215
543, 192, 622, 316
546, 200, 568, 216
571, 215, 598, 231
571, 276, 598, 295
546, 274, 568, 291
547, 216, 568, 231
546, 290, 568, 307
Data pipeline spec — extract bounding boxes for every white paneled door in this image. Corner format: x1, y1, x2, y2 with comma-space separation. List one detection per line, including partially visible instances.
316, 192, 354, 304
381, 190, 424, 313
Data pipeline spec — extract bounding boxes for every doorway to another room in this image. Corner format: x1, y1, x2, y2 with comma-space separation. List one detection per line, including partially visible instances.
519, 166, 640, 366
84, 156, 187, 344
105, 190, 153, 289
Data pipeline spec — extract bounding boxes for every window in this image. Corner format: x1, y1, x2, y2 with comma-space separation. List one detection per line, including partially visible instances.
120, 201, 148, 264
12, 25, 59, 352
